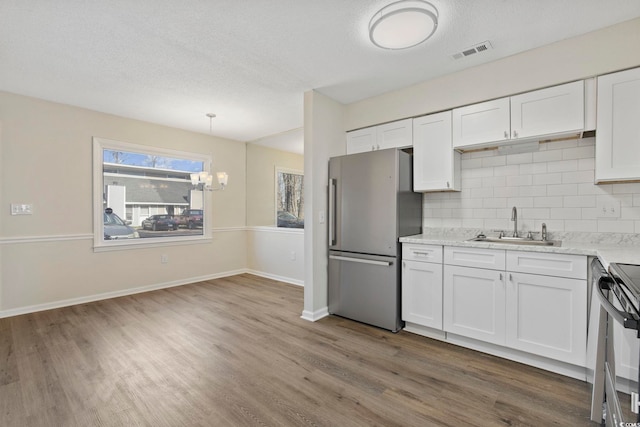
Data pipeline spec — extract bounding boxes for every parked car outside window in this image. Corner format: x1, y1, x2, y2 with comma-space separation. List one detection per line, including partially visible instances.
175, 209, 203, 229
104, 208, 139, 240
141, 214, 178, 231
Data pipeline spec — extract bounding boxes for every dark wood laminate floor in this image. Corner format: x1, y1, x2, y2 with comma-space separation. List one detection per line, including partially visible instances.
1, 274, 598, 426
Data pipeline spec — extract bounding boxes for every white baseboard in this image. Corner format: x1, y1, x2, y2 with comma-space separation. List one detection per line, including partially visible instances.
301, 306, 329, 322
0, 269, 245, 319
245, 269, 304, 287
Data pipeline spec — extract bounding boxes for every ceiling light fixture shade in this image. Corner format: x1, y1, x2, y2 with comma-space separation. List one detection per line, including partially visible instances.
369, 0, 438, 50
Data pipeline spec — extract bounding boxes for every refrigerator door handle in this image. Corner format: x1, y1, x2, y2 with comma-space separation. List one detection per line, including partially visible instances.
329, 255, 392, 267
328, 178, 336, 246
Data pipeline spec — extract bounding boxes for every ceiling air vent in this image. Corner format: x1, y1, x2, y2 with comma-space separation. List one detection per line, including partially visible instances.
451, 41, 493, 60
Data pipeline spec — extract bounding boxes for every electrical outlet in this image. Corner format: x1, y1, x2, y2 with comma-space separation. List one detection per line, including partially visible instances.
289, 251, 296, 261
161, 254, 169, 264
596, 200, 620, 218
10, 203, 33, 215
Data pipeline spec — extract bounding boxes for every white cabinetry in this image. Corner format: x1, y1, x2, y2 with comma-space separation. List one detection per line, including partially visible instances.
443, 247, 506, 345
443, 247, 587, 366
595, 66, 640, 182
346, 118, 412, 154
401, 244, 443, 329
413, 111, 461, 192
453, 81, 585, 150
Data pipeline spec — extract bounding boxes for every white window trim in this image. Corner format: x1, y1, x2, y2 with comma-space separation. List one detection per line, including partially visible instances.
93, 137, 213, 251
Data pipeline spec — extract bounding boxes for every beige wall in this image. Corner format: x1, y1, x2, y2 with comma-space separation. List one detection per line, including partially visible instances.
246, 143, 303, 226
0, 91, 247, 313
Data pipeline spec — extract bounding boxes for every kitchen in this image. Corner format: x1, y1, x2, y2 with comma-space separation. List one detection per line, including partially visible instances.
313, 17, 640, 427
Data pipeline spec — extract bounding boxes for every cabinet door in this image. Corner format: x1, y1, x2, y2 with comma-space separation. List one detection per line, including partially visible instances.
377, 118, 413, 150
413, 112, 460, 192
510, 80, 584, 140
595, 67, 640, 182
402, 260, 443, 329
505, 272, 587, 366
452, 97, 510, 149
346, 127, 376, 154
443, 265, 505, 345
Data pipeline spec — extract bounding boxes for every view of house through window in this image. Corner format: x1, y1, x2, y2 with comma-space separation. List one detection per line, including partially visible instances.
94, 138, 212, 247
276, 168, 304, 228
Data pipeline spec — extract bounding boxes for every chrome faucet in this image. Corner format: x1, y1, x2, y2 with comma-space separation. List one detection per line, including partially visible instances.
511, 206, 518, 237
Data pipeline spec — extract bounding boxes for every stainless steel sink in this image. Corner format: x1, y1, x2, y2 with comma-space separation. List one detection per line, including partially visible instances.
467, 236, 559, 246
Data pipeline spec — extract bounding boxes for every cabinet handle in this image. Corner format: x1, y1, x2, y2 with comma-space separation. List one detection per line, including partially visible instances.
513, 130, 518, 138
413, 251, 430, 256
446, 181, 450, 188
371, 145, 375, 151
510, 273, 513, 281
504, 131, 508, 139
402, 261, 406, 268
499, 273, 503, 281
376, 144, 380, 150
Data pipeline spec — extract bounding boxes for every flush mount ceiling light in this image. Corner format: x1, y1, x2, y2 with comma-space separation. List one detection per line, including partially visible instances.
369, 0, 438, 50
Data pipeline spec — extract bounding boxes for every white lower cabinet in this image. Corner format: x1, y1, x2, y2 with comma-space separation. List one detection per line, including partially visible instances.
402, 260, 443, 329
401, 244, 443, 329
505, 272, 587, 366
442, 247, 588, 366
443, 265, 505, 345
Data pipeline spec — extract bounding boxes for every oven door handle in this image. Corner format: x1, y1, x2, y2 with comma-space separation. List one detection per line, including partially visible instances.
595, 276, 639, 332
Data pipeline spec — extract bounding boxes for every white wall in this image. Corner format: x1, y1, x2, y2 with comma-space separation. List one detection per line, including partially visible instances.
424, 137, 640, 234
247, 227, 304, 285
302, 90, 345, 321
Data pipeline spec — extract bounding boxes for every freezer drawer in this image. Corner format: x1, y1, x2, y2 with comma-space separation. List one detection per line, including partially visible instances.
328, 251, 401, 332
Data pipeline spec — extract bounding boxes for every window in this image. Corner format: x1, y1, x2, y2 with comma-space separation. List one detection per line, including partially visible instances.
275, 168, 304, 229
93, 137, 212, 250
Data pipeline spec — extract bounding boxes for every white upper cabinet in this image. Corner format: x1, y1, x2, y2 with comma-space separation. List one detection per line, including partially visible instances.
452, 97, 510, 149
510, 80, 584, 139
376, 119, 413, 150
453, 81, 585, 150
346, 118, 412, 154
595, 67, 640, 183
345, 127, 377, 154
413, 111, 460, 192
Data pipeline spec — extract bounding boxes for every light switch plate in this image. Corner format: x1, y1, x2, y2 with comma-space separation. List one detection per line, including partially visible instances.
11, 203, 33, 215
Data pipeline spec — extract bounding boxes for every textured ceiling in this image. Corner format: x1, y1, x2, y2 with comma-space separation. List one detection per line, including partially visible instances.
2, 1, 640, 154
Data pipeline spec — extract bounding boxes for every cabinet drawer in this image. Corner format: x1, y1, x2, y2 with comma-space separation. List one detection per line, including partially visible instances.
506, 251, 587, 280
444, 247, 505, 270
403, 244, 442, 263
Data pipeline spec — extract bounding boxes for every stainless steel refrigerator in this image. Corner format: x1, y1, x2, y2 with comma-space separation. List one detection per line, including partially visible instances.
328, 148, 422, 332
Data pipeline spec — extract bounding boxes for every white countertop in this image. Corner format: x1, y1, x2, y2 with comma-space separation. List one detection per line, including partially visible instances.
400, 229, 640, 270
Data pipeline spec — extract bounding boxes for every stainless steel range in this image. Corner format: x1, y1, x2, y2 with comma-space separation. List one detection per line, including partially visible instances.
591, 259, 640, 425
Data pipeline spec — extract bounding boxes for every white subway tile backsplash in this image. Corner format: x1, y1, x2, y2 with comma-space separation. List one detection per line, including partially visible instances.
534, 196, 563, 208
562, 170, 594, 184
518, 185, 547, 197
506, 152, 534, 165
533, 173, 562, 186
506, 174, 533, 187
547, 184, 578, 196
547, 159, 578, 173
578, 158, 595, 171
564, 195, 596, 208
563, 145, 595, 160
533, 149, 563, 163
519, 162, 547, 175
422, 138, 640, 235
549, 207, 582, 220
482, 155, 507, 168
